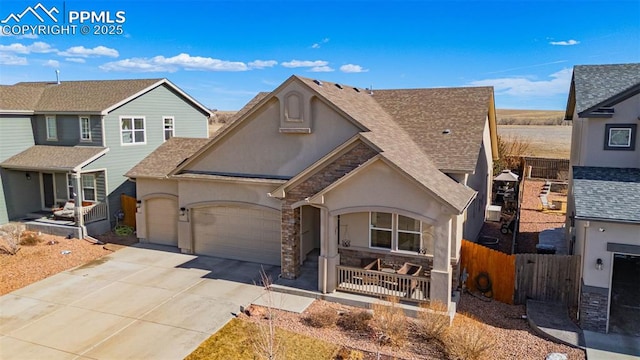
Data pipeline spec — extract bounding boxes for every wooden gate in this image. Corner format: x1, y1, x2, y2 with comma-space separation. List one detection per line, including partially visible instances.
515, 254, 580, 306
460, 240, 516, 304
120, 193, 137, 228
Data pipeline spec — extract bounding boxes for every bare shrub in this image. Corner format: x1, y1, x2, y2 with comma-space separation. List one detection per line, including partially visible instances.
20, 231, 44, 246
334, 348, 365, 360
416, 301, 450, 341
444, 313, 496, 360
251, 268, 285, 360
304, 307, 338, 328
0, 223, 24, 255
494, 134, 531, 173
337, 310, 372, 332
370, 296, 408, 349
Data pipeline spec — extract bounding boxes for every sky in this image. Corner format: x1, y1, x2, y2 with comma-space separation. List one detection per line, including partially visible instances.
1, 0, 639, 111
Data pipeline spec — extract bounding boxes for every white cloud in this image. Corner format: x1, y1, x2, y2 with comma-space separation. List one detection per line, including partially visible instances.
311, 38, 330, 49
0, 53, 27, 65
340, 64, 368, 73
58, 45, 119, 58
310, 66, 334, 72
311, 43, 320, 49
65, 57, 86, 63
248, 59, 277, 69
281, 59, 328, 68
468, 68, 572, 97
0, 41, 55, 54
43, 59, 59, 68
100, 53, 249, 72
549, 39, 580, 46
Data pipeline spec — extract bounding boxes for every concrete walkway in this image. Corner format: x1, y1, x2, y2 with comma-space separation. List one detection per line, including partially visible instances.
527, 300, 640, 359
0, 244, 314, 360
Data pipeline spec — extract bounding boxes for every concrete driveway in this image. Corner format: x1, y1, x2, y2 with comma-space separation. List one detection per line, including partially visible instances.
0, 244, 313, 360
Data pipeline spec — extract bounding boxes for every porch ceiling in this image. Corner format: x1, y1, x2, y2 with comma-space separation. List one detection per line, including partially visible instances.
0, 145, 108, 172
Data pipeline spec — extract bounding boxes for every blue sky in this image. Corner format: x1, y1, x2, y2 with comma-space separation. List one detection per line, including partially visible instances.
1, 0, 639, 110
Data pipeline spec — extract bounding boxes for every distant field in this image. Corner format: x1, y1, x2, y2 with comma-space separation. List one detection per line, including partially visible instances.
498, 125, 571, 159
496, 109, 566, 125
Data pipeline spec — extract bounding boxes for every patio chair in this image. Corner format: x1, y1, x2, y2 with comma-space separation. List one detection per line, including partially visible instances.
381, 262, 423, 293
53, 200, 76, 219
397, 262, 422, 276
362, 258, 382, 271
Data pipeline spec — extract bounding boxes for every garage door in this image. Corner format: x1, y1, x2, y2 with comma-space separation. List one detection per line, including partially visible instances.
192, 206, 281, 265
146, 197, 178, 246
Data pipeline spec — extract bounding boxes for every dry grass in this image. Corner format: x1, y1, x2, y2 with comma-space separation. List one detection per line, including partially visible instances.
0, 223, 24, 255
416, 301, 450, 341
186, 318, 340, 360
337, 310, 372, 332
444, 313, 497, 360
19, 231, 45, 246
498, 125, 571, 159
371, 297, 408, 349
304, 307, 339, 328
494, 134, 532, 173
496, 109, 567, 126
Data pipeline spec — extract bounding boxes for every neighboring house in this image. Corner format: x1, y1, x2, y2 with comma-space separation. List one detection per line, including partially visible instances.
127, 75, 498, 310
0, 78, 211, 236
565, 63, 640, 333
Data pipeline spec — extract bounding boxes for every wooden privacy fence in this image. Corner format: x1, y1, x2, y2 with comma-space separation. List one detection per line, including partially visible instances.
460, 240, 516, 304
120, 193, 137, 228
515, 254, 580, 307
523, 157, 570, 180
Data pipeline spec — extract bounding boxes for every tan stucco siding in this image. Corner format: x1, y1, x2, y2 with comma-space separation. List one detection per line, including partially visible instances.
185, 93, 361, 178
177, 180, 280, 210
136, 179, 178, 198
322, 160, 451, 221
579, 220, 640, 288
576, 96, 640, 168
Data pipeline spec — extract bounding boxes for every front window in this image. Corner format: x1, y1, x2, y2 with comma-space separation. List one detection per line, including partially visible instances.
163, 116, 174, 141
121, 116, 145, 144
604, 124, 636, 150
397, 215, 422, 252
67, 174, 74, 199
370, 212, 392, 249
80, 116, 91, 141
82, 174, 96, 202
46, 115, 57, 140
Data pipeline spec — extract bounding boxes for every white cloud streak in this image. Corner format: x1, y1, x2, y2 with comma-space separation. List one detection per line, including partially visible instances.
248, 59, 277, 69
281, 59, 328, 68
549, 39, 580, 46
65, 57, 86, 63
340, 64, 368, 73
58, 45, 119, 58
43, 59, 59, 68
100, 53, 249, 72
311, 37, 330, 49
468, 68, 572, 97
0, 53, 27, 65
0, 41, 55, 54
310, 66, 334, 72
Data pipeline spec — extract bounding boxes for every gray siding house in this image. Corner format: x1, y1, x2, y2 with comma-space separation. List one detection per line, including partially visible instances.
0, 79, 211, 236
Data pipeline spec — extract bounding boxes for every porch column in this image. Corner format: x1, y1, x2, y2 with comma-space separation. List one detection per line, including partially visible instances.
430, 216, 452, 309
72, 172, 85, 237
318, 208, 339, 293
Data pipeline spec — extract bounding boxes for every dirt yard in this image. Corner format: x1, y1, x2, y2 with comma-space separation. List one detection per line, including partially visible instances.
498, 125, 571, 159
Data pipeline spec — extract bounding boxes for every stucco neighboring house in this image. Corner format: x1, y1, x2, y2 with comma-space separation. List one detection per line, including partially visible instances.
564, 63, 640, 334
0, 78, 211, 237
127, 75, 498, 310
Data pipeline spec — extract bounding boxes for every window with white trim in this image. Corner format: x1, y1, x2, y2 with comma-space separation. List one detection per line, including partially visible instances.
604, 124, 636, 150
82, 174, 96, 202
397, 215, 422, 252
79, 116, 91, 141
67, 174, 74, 199
46, 115, 57, 140
163, 116, 174, 141
120, 116, 145, 144
370, 212, 392, 249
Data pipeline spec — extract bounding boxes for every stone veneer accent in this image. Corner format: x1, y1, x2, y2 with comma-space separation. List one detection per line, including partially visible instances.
280, 142, 379, 279
579, 283, 609, 333
339, 248, 461, 290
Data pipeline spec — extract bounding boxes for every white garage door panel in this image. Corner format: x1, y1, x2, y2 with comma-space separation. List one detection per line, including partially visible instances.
193, 206, 281, 266
146, 198, 178, 246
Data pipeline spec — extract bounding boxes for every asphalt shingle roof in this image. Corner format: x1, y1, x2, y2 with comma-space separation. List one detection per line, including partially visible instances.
0, 145, 107, 171
573, 166, 640, 223
573, 63, 640, 114
7, 79, 163, 112
0, 85, 45, 111
126, 137, 210, 178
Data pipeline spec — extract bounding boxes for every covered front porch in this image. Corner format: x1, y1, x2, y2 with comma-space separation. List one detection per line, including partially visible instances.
0, 145, 110, 237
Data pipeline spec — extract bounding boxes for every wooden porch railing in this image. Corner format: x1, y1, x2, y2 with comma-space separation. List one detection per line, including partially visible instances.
336, 265, 430, 303
83, 202, 108, 224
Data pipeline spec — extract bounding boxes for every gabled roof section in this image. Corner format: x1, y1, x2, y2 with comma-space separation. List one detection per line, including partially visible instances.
573, 166, 640, 223
565, 63, 640, 120
0, 85, 45, 113
2, 79, 212, 116
126, 137, 210, 179
0, 145, 108, 172
373, 87, 495, 172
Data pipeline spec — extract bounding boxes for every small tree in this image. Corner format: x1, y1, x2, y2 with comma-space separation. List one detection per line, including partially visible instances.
251, 268, 285, 360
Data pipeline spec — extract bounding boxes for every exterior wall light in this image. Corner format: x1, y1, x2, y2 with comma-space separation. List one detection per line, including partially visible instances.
136, 200, 141, 208
25, 172, 31, 180
179, 207, 186, 216
596, 258, 603, 271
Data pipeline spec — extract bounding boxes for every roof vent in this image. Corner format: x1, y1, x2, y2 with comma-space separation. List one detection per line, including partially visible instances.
442, 129, 451, 134
55, 69, 60, 85
335, 83, 343, 90
353, 87, 360, 93
313, 79, 322, 86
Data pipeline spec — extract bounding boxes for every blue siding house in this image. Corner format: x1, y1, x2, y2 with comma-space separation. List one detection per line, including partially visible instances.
0, 78, 211, 236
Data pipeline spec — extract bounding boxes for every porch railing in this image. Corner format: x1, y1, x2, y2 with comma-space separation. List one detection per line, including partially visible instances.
83, 202, 108, 224
336, 265, 430, 303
